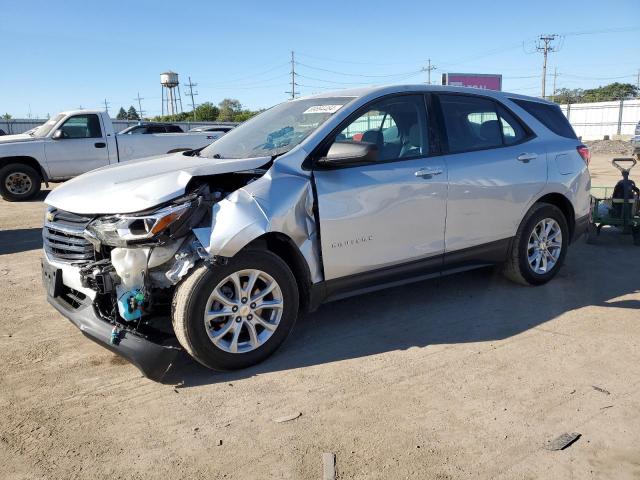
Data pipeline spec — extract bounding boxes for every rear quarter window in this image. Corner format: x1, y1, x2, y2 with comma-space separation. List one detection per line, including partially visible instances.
511, 99, 577, 139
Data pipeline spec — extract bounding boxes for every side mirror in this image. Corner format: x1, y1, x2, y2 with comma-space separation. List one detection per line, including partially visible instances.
317, 141, 378, 168
52, 129, 64, 140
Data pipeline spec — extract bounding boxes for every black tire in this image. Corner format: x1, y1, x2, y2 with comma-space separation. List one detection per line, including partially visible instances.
632, 227, 640, 246
0, 163, 42, 201
502, 202, 569, 286
172, 250, 299, 371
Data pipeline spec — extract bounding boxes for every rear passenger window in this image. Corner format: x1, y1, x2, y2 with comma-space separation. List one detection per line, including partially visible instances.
439, 95, 503, 153
497, 105, 528, 145
511, 99, 576, 139
439, 95, 530, 153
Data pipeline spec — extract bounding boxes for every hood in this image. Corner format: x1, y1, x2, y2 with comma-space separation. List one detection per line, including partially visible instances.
45, 152, 271, 214
0, 133, 36, 144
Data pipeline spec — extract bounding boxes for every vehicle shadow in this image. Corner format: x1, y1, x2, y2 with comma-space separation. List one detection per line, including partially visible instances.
163, 232, 640, 387
0, 228, 42, 255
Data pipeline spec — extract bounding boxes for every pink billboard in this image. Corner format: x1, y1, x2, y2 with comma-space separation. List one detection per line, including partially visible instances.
442, 73, 502, 91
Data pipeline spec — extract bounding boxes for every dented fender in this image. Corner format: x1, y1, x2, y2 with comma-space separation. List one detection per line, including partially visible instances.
198, 160, 323, 283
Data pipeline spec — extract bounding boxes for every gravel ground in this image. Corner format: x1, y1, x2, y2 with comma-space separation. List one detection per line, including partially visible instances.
585, 139, 636, 156
1, 153, 639, 479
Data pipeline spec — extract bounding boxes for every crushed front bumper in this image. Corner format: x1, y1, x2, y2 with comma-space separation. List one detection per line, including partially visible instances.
42, 255, 181, 381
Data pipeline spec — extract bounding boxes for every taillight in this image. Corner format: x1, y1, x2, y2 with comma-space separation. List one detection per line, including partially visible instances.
577, 145, 590, 165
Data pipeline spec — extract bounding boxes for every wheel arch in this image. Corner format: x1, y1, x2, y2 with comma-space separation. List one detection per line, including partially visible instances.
0, 156, 49, 184
242, 232, 313, 314
534, 192, 575, 240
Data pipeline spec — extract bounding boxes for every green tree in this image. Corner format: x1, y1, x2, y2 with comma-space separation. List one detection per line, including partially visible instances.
127, 106, 140, 120
2, 113, 12, 120
234, 110, 259, 122
116, 107, 127, 120
218, 98, 242, 121
550, 88, 584, 104
582, 83, 638, 102
194, 102, 219, 121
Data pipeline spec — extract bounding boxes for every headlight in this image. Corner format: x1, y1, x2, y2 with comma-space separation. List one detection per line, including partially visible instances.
85, 202, 192, 247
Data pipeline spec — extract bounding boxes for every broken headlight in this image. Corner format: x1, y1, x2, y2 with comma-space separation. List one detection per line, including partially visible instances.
85, 202, 193, 247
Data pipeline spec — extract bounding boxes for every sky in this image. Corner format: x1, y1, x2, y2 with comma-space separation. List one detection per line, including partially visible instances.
1, 0, 639, 119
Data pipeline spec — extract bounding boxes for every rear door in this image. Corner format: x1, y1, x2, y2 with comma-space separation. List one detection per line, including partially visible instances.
313, 94, 448, 280
44, 113, 110, 178
434, 93, 547, 263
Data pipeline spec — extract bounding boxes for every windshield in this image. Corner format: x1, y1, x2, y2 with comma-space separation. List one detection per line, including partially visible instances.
200, 97, 354, 159
32, 113, 65, 138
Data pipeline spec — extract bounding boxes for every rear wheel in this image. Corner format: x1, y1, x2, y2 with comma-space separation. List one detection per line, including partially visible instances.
0, 163, 42, 201
172, 250, 299, 371
502, 203, 569, 286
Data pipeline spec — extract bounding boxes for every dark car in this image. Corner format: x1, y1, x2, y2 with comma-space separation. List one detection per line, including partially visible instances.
119, 123, 184, 135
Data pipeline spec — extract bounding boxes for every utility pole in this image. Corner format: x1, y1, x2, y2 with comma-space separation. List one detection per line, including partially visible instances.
286, 50, 297, 100
134, 92, 146, 120
103, 98, 110, 116
536, 34, 559, 99
422, 58, 437, 85
185, 76, 198, 120
551, 67, 559, 100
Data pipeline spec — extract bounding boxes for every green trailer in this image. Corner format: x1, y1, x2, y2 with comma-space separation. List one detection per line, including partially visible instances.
587, 157, 640, 245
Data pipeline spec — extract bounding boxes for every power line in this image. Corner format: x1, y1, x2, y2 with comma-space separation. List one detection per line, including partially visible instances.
295, 61, 422, 78
295, 51, 419, 67
198, 62, 290, 87
185, 76, 198, 120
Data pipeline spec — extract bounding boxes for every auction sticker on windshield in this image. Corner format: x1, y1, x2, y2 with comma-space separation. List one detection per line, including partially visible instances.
303, 105, 344, 114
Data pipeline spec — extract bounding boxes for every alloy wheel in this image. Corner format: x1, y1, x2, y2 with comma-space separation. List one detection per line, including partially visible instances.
203, 269, 284, 354
527, 218, 563, 274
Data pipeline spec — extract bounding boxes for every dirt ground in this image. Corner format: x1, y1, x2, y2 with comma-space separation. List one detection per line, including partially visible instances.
1, 153, 639, 479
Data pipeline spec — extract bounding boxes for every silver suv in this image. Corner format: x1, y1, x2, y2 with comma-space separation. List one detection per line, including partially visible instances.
41, 85, 591, 379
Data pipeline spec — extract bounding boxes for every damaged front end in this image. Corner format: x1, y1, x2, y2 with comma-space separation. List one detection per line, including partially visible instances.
42, 176, 261, 380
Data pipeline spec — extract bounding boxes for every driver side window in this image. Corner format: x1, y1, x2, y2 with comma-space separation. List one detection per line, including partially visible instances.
59, 114, 102, 139
333, 95, 428, 162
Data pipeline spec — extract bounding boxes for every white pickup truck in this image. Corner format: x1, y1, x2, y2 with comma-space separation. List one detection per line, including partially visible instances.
0, 110, 220, 201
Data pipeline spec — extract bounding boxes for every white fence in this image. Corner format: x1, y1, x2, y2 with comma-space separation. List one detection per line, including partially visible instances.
0, 118, 237, 135
559, 99, 640, 141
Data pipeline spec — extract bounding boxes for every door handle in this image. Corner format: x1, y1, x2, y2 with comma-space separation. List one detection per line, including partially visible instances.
94, 142, 106, 148
517, 153, 537, 163
415, 168, 443, 179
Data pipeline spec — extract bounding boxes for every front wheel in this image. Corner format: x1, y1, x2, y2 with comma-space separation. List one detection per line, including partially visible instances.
172, 250, 299, 371
0, 163, 42, 201
502, 203, 569, 286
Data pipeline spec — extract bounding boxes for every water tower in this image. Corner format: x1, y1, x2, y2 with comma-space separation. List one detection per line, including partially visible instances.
160, 71, 183, 116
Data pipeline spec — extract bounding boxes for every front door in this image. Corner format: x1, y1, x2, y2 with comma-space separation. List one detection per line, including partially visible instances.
45, 113, 110, 179
313, 94, 448, 280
